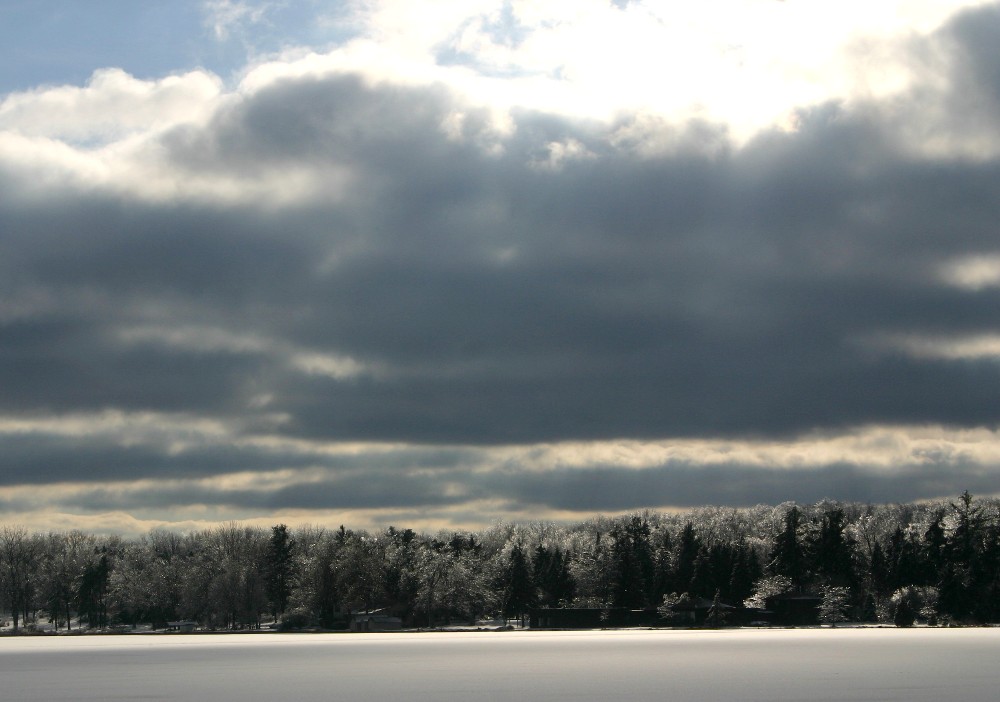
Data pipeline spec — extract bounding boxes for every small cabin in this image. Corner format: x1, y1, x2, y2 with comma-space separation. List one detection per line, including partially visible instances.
166, 620, 198, 633
765, 593, 821, 626
528, 608, 665, 628
350, 612, 403, 632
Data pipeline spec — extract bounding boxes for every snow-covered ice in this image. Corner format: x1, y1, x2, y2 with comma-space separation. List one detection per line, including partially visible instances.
0, 628, 997, 701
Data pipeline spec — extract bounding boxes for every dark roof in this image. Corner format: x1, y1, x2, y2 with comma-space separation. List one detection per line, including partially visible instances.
767, 593, 821, 601
672, 598, 735, 611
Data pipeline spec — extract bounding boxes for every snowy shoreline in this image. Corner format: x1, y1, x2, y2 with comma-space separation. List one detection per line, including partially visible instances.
2, 628, 999, 701
0, 621, 991, 637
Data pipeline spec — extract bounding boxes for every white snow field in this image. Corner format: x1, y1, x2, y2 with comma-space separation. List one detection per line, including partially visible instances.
0, 628, 997, 701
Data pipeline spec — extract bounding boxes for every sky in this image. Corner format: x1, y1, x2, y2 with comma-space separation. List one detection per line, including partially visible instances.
3, 0, 1000, 537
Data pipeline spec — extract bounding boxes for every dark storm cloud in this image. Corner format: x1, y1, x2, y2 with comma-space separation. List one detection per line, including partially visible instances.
4, 5, 1000, 515
64, 472, 474, 513
11, 73, 1000, 442
937, 4, 1000, 126
36, 456, 999, 516
0, 432, 312, 485
0, 429, 488, 485
481, 461, 1000, 512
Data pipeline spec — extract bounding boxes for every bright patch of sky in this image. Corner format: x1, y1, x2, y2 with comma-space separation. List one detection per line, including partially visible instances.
3, 0, 993, 141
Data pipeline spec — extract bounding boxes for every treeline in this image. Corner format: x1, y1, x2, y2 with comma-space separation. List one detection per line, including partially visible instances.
1, 492, 999, 632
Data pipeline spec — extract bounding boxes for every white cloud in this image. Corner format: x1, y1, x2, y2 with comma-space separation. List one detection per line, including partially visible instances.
290, 353, 373, 380
0, 131, 113, 193
117, 325, 270, 355
116, 324, 378, 381
939, 254, 1000, 290
500, 424, 1000, 473
0, 69, 303, 204
0, 68, 222, 143
0, 0, 991, 209
0, 124, 352, 207
7, 408, 998, 477
869, 332, 1000, 361
203, 0, 275, 41
530, 138, 596, 171
322, 0, 993, 142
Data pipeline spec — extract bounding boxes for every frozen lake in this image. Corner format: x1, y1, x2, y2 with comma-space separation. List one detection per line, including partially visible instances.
1, 628, 998, 701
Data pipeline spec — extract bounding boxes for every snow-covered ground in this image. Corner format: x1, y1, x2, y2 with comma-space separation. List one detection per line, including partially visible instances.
0, 628, 997, 701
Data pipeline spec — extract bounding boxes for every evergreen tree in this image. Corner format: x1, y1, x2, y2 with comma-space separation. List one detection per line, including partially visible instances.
868, 541, 889, 599
980, 521, 1000, 623
533, 545, 575, 607
610, 517, 654, 608
810, 508, 855, 588
651, 529, 674, 600
265, 524, 295, 621
504, 544, 535, 622
864, 539, 891, 620
769, 506, 806, 587
690, 544, 735, 600
706, 589, 727, 628
688, 547, 714, 599
922, 510, 947, 583
673, 522, 700, 596
939, 492, 987, 622
728, 542, 760, 605
887, 526, 926, 589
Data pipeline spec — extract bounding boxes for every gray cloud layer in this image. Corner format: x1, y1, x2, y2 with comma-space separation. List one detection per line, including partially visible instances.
3, 6, 1000, 526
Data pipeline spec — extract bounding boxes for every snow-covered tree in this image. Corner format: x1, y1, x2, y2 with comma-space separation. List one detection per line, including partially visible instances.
819, 585, 851, 626
743, 575, 793, 610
